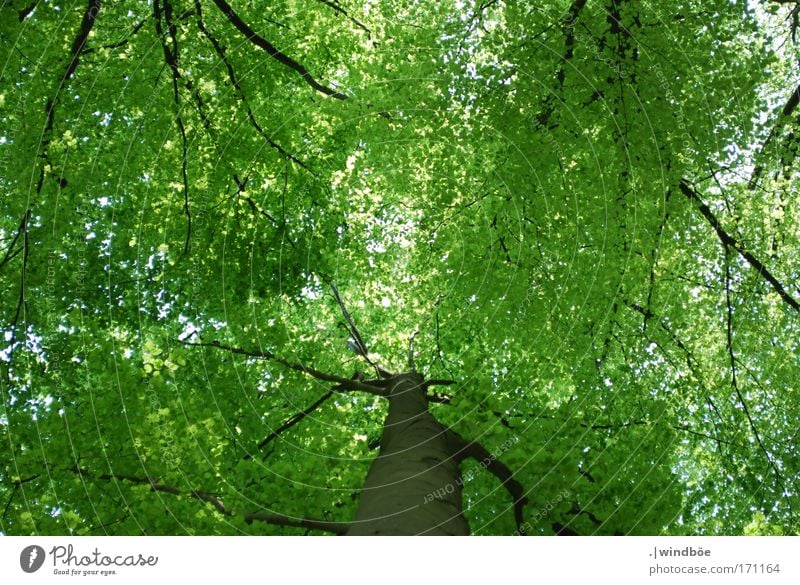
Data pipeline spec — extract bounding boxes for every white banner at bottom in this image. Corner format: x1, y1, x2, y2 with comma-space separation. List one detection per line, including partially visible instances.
1, 536, 797, 584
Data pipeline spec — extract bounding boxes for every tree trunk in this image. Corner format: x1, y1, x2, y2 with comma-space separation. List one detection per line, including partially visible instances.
346, 372, 469, 535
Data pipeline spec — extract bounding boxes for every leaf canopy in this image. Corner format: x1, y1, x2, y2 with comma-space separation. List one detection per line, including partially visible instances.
1, 0, 798, 535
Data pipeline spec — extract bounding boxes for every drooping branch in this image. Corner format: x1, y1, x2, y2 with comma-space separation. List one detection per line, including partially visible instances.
179, 338, 388, 396
328, 282, 392, 378
209, 0, 348, 99
71, 467, 347, 534
748, 83, 800, 189
679, 179, 800, 312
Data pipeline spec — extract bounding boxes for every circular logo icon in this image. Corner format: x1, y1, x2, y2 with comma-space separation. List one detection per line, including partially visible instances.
20, 545, 46, 573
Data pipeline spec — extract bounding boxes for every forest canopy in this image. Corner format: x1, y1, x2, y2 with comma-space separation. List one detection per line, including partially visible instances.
1, 0, 799, 535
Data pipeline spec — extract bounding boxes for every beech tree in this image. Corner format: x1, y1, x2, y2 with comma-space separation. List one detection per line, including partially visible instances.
1, 0, 798, 535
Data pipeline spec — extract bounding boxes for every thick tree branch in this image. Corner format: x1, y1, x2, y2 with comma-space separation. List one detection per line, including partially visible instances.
18, 1, 38, 21
37, 0, 100, 195
749, 83, 800, 189
63, 0, 101, 82
679, 179, 800, 312
210, 0, 348, 99
723, 252, 795, 504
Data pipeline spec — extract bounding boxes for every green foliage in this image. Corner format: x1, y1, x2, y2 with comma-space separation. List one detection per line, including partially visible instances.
1, 0, 798, 535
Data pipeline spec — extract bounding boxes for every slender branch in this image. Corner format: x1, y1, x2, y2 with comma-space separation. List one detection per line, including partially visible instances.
313, 0, 371, 37
0, 211, 29, 271
72, 467, 227, 515
723, 250, 792, 501
5, 210, 31, 370
328, 282, 391, 377
247, 389, 335, 458
624, 300, 728, 453
408, 329, 418, 371
450, 431, 527, 534
748, 82, 800, 189
63, 0, 101, 81
433, 313, 455, 377
3, 474, 40, 522
679, 179, 800, 312
179, 339, 387, 395
494, 409, 740, 448
154, 0, 192, 256
18, 1, 38, 21
330, 283, 369, 358
2, 485, 17, 522
71, 467, 346, 534
210, 0, 348, 99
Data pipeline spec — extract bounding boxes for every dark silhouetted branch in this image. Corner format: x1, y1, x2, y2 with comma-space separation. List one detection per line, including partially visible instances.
749, 83, 800, 189
210, 0, 348, 99
450, 431, 527, 534
180, 339, 388, 396
71, 467, 346, 534
314, 0, 371, 37
679, 179, 799, 312
328, 282, 392, 378
194, 0, 312, 170
248, 389, 335, 458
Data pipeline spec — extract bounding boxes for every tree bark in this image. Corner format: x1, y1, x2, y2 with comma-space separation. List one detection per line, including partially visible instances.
346, 372, 469, 535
